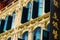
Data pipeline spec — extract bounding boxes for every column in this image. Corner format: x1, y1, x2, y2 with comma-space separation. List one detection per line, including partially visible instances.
12, 34, 18, 40
14, 7, 22, 28
40, 28, 43, 40
18, 0, 20, 8
28, 28, 33, 40
30, 0, 33, 20
18, 30, 22, 40
42, 0, 45, 14
12, 25, 18, 40
13, 7, 23, 40
41, 22, 46, 40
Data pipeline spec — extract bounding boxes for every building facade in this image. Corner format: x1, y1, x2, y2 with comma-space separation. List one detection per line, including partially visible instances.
0, 0, 50, 40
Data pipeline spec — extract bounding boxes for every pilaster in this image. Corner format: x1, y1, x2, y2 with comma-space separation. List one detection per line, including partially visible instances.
28, 28, 33, 40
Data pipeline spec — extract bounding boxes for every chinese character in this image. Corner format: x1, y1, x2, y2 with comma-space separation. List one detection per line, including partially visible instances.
52, 21, 59, 30
53, 30, 58, 39
53, 0, 58, 8
53, 12, 59, 21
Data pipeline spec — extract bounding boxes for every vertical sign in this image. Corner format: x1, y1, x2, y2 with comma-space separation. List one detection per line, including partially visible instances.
50, 0, 60, 40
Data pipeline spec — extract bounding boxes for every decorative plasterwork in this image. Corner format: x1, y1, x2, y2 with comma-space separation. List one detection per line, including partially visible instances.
0, 13, 50, 40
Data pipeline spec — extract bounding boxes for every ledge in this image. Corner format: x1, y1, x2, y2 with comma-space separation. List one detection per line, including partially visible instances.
0, 13, 50, 38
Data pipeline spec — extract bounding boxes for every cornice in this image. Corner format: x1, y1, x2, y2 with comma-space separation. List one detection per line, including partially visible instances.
0, 0, 31, 19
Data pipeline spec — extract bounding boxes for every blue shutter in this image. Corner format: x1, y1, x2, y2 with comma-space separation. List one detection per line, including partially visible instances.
6, 16, 12, 30
32, 1, 39, 19
21, 7, 28, 23
0, 20, 5, 33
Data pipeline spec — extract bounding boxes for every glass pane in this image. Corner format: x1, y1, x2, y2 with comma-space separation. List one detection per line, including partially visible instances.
38, 0, 43, 16
43, 30, 49, 40
27, 3, 31, 20
4, 16, 8, 31
39, 4, 43, 7
38, 8, 43, 16
11, 12, 16, 28
0, 20, 5, 33
22, 31, 28, 40
6, 16, 12, 30
39, 0, 43, 3
33, 27, 41, 40
0, 20, 1, 26
8, 37, 11, 40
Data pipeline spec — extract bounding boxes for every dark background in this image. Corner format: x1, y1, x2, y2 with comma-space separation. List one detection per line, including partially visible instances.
0, 0, 14, 10
50, 0, 60, 40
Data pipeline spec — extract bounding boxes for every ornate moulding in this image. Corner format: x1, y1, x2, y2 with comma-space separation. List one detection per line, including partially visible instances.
0, 13, 50, 40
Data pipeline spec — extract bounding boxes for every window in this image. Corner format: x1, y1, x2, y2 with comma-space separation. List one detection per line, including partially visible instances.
0, 20, 1, 26
4, 16, 9, 31
6, 16, 13, 30
22, 31, 28, 40
8, 37, 11, 40
45, 0, 50, 13
0, 20, 1, 24
0, 20, 5, 33
33, 27, 41, 40
43, 30, 49, 40
4, 15, 13, 31
32, 0, 43, 18
47, 23, 50, 31
18, 38, 22, 40
43, 23, 50, 40
21, 2, 32, 23
21, 7, 28, 23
